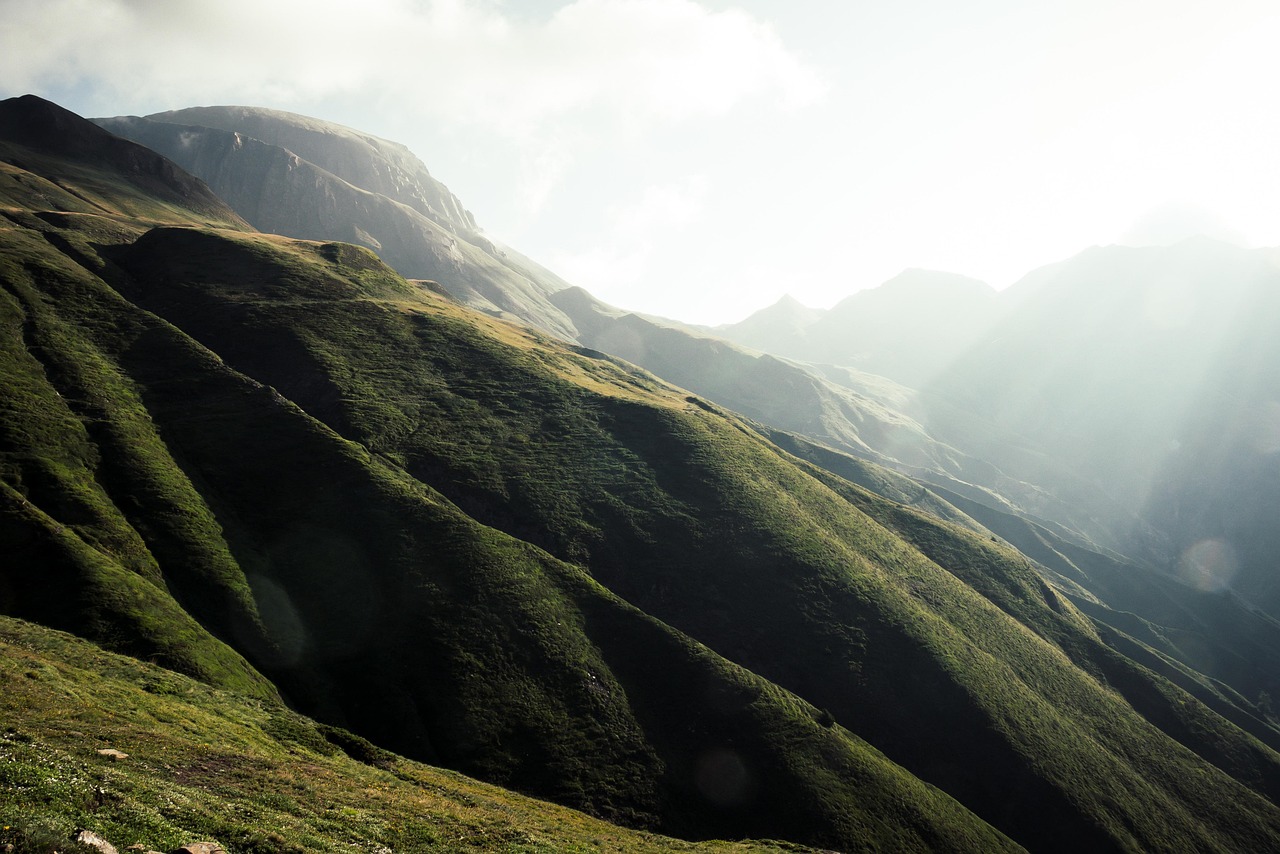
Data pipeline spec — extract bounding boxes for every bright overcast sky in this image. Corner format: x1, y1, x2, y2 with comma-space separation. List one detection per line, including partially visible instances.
5, 0, 1280, 323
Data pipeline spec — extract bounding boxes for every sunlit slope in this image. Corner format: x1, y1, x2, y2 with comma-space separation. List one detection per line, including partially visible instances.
2, 218, 1019, 853
108, 223, 1280, 851
0, 615, 828, 854
764, 425, 1280, 749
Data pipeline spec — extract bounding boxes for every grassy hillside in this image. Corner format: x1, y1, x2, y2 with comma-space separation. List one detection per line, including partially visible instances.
7, 96, 1280, 853
108, 223, 1280, 850
0, 615, 821, 854
3, 218, 1022, 853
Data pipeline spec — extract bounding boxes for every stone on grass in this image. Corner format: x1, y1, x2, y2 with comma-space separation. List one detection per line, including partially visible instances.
74, 829, 119, 854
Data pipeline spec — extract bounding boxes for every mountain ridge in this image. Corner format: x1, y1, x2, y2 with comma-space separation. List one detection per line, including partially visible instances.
6, 95, 1280, 852
93, 108, 581, 340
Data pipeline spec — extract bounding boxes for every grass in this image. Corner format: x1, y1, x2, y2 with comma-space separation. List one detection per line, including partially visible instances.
0, 615, 822, 854
6, 104, 1280, 853
2, 217, 1018, 851
102, 223, 1280, 851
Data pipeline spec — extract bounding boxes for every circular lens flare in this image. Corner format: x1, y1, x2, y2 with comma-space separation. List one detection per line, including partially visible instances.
696, 748, 753, 807
1178, 538, 1239, 592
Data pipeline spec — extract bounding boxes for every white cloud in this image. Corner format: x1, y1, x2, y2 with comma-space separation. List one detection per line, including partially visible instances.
2, 0, 820, 244
2, 0, 822, 132
549, 175, 709, 305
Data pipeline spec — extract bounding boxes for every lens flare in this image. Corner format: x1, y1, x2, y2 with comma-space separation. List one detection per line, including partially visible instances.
695, 748, 753, 807
1177, 538, 1239, 592
245, 573, 309, 666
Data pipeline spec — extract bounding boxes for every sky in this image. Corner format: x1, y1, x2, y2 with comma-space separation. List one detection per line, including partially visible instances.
4, 0, 1280, 324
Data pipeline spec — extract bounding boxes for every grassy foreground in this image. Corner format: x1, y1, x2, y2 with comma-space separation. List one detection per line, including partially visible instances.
0, 616, 815, 854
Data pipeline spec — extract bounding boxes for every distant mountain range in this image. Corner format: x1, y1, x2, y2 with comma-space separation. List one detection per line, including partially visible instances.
719, 268, 999, 388
5, 93, 1280, 852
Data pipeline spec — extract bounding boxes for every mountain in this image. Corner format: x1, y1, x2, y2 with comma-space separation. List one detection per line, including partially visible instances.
93, 108, 579, 339
548, 284, 1136, 557
8, 95, 1280, 852
917, 239, 1280, 617
720, 269, 999, 388
0, 614, 820, 854
94, 106, 1116, 557
714, 293, 823, 356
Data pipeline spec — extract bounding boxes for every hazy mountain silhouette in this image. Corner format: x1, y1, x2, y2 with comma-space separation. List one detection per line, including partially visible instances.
721, 269, 999, 387
714, 293, 823, 356
916, 239, 1280, 615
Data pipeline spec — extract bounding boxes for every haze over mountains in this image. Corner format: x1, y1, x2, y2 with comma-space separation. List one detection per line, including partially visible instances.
720, 269, 1000, 389
5, 93, 1280, 853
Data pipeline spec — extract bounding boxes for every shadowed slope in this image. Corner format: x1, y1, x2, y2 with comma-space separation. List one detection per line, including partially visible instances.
112, 223, 1280, 852
0, 615, 837, 854
7, 97, 1280, 853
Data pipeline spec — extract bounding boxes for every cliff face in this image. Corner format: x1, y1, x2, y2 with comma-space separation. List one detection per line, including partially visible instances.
148, 105, 477, 235
94, 112, 580, 340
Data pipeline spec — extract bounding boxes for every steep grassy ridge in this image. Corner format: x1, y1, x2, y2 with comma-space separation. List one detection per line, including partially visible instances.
0, 166, 1013, 849
108, 224, 1280, 851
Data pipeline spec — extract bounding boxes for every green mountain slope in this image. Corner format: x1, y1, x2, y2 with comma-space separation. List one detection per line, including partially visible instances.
0, 615, 822, 854
3, 96, 1016, 853
7, 95, 1280, 852
101, 201, 1280, 851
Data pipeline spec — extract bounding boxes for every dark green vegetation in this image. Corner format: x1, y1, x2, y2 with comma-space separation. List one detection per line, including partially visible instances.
6, 94, 1280, 852
0, 615, 817, 853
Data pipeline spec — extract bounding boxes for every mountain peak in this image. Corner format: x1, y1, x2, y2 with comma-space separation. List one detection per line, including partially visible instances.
143, 105, 478, 234
865, 268, 994, 300
1, 94, 124, 157
0, 95, 246, 225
